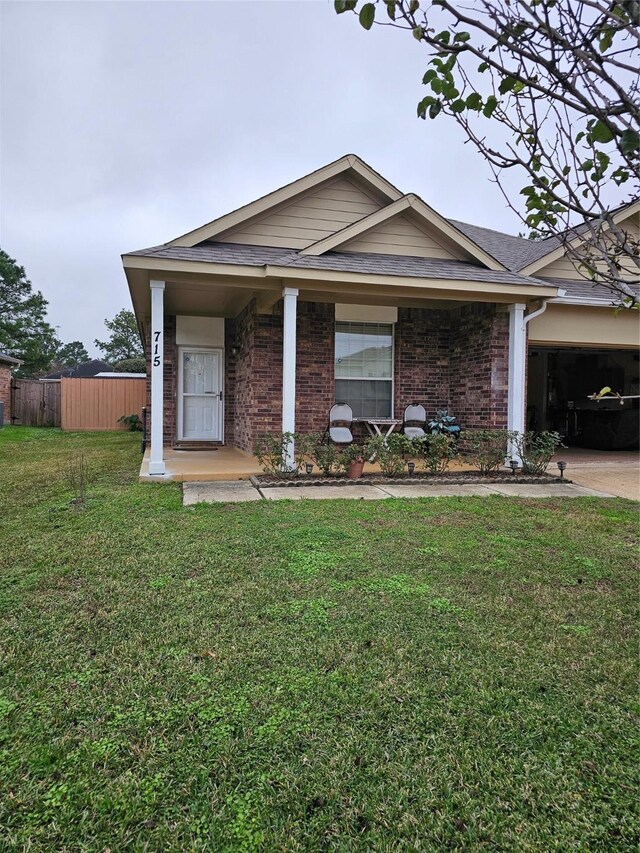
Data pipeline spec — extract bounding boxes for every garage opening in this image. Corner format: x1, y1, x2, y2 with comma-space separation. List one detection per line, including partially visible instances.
527, 347, 639, 450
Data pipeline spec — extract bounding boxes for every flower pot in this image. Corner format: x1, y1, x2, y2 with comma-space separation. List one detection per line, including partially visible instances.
347, 459, 365, 479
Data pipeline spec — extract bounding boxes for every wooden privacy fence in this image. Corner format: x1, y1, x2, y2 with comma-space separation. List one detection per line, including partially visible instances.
11, 377, 146, 430
11, 380, 61, 427
60, 378, 146, 431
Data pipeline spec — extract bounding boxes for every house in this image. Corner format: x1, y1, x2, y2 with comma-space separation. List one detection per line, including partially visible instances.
0, 352, 22, 424
122, 154, 639, 478
43, 359, 113, 380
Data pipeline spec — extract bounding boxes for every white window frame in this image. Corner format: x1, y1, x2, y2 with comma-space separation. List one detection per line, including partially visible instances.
177, 346, 224, 442
334, 320, 395, 419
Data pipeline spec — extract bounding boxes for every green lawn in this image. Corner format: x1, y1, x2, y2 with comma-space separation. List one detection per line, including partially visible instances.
0, 427, 638, 851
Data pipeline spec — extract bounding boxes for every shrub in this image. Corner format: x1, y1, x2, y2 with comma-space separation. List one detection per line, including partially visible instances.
306, 436, 342, 476
462, 429, 517, 474
366, 433, 410, 477
118, 413, 143, 432
113, 357, 146, 374
412, 433, 458, 475
427, 409, 461, 437
253, 432, 311, 477
513, 431, 564, 474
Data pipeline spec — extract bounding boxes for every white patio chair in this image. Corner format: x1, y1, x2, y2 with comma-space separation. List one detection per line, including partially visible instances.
403, 404, 427, 439
327, 403, 354, 445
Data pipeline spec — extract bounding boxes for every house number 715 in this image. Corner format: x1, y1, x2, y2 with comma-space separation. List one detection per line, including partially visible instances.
153, 330, 161, 367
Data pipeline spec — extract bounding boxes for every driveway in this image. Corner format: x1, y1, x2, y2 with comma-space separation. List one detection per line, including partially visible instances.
553, 449, 639, 500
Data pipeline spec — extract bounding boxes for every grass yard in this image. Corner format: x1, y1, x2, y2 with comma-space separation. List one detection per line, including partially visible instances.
0, 427, 638, 851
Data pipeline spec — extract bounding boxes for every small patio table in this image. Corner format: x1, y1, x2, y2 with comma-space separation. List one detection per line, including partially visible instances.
357, 417, 402, 440
356, 417, 402, 461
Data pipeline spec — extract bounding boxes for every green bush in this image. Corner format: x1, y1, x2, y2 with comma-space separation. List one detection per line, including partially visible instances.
253, 432, 311, 477
412, 433, 458, 474
462, 429, 517, 474
306, 436, 342, 476
117, 413, 143, 432
513, 431, 564, 474
366, 433, 410, 477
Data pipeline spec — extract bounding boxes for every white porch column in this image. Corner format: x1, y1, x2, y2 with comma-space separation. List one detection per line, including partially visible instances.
281, 287, 298, 469
507, 302, 526, 462
149, 280, 166, 475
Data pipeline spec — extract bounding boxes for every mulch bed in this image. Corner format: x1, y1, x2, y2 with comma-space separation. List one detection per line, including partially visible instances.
252, 471, 568, 488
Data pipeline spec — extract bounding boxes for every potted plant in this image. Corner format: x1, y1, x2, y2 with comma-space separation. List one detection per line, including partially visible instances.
338, 443, 366, 479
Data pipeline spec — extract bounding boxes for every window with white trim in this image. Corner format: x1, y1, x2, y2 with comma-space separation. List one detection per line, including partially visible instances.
335, 321, 393, 418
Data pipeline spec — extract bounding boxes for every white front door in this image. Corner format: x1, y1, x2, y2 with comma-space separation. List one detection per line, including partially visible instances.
179, 349, 223, 441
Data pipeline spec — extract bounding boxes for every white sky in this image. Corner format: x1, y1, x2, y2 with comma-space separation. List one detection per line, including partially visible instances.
1, 0, 524, 354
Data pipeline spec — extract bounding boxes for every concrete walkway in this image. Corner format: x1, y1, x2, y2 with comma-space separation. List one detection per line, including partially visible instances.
183, 479, 615, 505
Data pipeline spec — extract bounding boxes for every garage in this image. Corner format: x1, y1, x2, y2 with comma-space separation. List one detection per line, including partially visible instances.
527, 346, 639, 449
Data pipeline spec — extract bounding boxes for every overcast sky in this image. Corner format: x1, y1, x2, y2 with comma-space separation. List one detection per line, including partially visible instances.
1, 0, 524, 355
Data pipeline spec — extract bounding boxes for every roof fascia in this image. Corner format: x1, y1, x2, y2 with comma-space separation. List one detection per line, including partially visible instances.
168, 154, 403, 248
300, 193, 506, 271
521, 199, 640, 276
265, 263, 559, 299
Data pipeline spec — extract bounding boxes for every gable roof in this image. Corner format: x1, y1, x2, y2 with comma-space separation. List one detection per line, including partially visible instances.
303, 195, 506, 270
449, 220, 555, 272
169, 154, 403, 248
0, 352, 22, 366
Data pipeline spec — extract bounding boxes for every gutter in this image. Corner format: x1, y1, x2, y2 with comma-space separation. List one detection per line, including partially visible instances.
523, 289, 566, 329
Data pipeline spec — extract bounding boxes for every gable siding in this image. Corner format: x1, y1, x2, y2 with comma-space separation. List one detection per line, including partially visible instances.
218, 176, 383, 249
537, 213, 640, 280
340, 213, 460, 260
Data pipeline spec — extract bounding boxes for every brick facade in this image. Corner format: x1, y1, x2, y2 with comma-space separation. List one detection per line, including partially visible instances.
0, 365, 11, 424
149, 299, 511, 452
449, 304, 509, 429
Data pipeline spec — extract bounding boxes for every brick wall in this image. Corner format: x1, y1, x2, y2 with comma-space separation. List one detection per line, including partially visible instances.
449, 303, 509, 429
0, 365, 11, 424
394, 307, 451, 419
295, 302, 335, 435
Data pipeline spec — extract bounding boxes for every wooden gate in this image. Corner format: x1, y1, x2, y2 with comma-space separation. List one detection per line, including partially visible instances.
11, 380, 61, 427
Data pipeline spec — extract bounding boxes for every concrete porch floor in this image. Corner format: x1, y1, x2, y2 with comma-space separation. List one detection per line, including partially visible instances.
140, 446, 261, 482
140, 444, 639, 499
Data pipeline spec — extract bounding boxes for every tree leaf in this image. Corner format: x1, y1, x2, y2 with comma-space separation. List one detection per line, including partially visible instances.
620, 128, 639, 155
498, 76, 518, 94
466, 92, 483, 110
454, 31, 471, 42
483, 95, 498, 118
589, 120, 614, 144
417, 96, 435, 118
429, 100, 442, 119
450, 99, 466, 113
413, 25, 423, 40
358, 3, 376, 30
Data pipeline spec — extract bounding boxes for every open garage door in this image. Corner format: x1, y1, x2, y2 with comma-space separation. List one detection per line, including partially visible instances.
527, 347, 639, 450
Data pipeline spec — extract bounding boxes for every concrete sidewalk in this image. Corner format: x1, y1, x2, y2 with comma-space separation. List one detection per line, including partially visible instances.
183, 480, 615, 505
